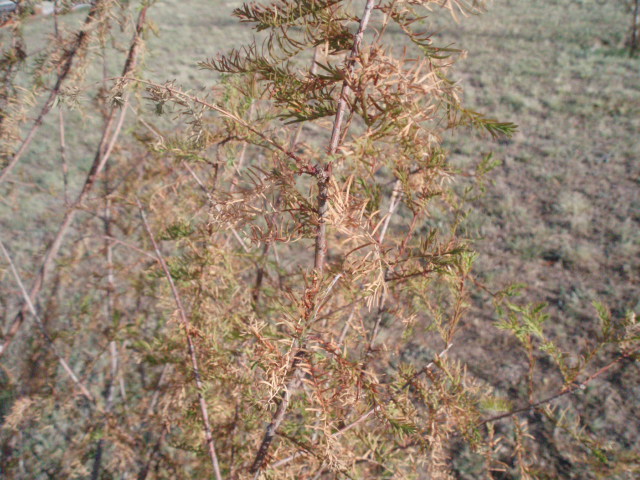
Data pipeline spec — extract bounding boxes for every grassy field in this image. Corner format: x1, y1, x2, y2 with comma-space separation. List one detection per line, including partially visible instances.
428, 1, 640, 474
1, 0, 638, 477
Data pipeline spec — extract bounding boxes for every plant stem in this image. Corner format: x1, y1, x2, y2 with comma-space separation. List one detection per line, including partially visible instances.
315, 0, 377, 273
478, 345, 640, 427
0, 237, 94, 403
250, 2, 378, 473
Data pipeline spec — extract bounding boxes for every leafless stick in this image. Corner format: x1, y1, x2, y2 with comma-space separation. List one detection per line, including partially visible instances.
400, 343, 454, 389
630, 0, 639, 56
0, 0, 104, 184
0, 237, 94, 403
327, 0, 375, 155
377, 179, 402, 246
232, 100, 255, 179
252, 241, 271, 305
136, 198, 223, 480
231, 227, 250, 253
0, 5, 148, 357
90, 160, 120, 480
53, 0, 60, 37
337, 305, 357, 347
359, 180, 404, 368
270, 451, 307, 469
95, 235, 160, 262
147, 364, 170, 418
249, 360, 304, 474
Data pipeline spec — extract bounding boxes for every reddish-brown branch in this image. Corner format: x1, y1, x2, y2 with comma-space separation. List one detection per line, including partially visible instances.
249, 4, 378, 474
270, 344, 453, 470
0, 5, 148, 357
0, 0, 104, 184
478, 346, 640, 427
314, 0, 377, 273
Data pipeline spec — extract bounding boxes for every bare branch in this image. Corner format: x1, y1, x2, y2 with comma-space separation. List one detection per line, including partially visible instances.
0, 0, 105, 184
0, 5, 148, 357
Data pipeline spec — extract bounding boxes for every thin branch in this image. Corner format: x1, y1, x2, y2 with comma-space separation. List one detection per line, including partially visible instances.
249, 274, 342, 474
250, 3, 378, 471
119, 77, 317, 176
0, 0, 105, 184
90, 153, 121, 480
0, 5, 148, 357
100, 234, 160, 262
344, 343, 453, 435
0, 237, 94, 403
136, 198, 223, 480
270, 343, 453, 471
362, 179, 403, 364
147, 364, 170, 418
478, 345, 640, 427
58, 108, 69, 206
314, 0, 377, 272
377, 179, 402, 245
333, 406, 380, 438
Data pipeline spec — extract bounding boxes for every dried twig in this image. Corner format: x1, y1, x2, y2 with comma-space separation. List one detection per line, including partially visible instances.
58, 109, 69, 205
0, 237, 94, 403
120, 77, 317, 176
314, 0, 377, 272
478, 346, 640, 427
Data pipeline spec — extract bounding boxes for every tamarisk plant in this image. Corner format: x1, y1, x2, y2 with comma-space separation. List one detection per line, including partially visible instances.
133, 0, 516, 474
131, 0, 638, 477
1, 0, 638, 478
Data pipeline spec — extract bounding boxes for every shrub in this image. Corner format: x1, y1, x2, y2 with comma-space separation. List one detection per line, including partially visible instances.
0, 1, 637, 478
